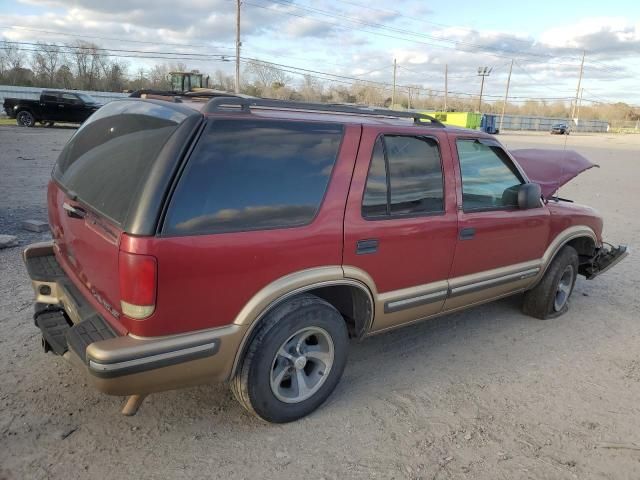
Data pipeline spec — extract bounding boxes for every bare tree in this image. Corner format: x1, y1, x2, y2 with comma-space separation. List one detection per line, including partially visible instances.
213, 69, 234, 92
245, 60, 291, 90
31, 42, 64, 87
299, 74, 322, 101
55, 64, 74, 89
71, 41, 106, 90
148, 64, 170, 89
101, 59, 128, 92
2, 41, 27, 85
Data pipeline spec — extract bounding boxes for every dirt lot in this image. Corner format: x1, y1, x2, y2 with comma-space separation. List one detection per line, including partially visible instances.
1, 126, 638, 480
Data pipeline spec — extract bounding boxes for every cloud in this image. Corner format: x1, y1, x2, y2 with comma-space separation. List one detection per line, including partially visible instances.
284, 17, 337, 38
539, 17, 640, 56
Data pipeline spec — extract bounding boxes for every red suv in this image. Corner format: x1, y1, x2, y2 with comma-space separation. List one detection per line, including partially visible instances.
23, 97, 628, 422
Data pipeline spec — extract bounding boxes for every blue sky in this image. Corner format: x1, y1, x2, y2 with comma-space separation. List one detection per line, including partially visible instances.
1, 0, 639, 105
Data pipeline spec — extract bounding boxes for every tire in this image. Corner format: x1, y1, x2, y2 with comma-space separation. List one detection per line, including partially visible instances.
231, 293, 349, 423
522, 246, 579, 319
16, 110, 35, 127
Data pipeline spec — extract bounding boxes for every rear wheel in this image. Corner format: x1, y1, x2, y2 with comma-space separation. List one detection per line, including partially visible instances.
231, 294, 349, 423
522, 246, 579, 319
16, 110, 35, 127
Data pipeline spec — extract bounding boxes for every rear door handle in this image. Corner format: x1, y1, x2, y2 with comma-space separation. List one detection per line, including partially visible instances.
356, 239, 379, 255
459, 227, 476, 240
63, 202, 86, 219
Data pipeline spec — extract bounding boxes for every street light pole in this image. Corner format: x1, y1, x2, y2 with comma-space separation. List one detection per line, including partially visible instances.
477, 66, 492, 113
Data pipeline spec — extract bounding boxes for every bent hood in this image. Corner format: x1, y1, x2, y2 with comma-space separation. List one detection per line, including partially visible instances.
510, 148, 598, 198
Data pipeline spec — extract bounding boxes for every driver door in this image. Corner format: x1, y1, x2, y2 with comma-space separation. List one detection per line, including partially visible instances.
444, 136, 550, 311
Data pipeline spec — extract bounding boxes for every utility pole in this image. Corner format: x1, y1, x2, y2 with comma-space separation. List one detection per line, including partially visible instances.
477, 66, 492, 113
444, 64, 448, 111
391, 58, 397, 109
570, 50, 585, 120
499, 59, 514, 133
576, 87, 584, 128
235, 0, 241, 93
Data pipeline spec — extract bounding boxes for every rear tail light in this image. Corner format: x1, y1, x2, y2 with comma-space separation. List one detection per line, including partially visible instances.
119, 251, 157, 319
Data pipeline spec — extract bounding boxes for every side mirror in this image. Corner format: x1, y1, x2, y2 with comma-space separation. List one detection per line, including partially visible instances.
518, 183, 542, 209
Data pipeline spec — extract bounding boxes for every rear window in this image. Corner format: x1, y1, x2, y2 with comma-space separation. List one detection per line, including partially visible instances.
53, 100, 189, 225
164, 119, 343, 236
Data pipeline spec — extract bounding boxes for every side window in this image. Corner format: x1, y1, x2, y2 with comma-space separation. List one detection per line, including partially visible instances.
456, 139, 524, 211
42, 93, 57, 102
61, 93, 79, 105
362, 135, 444, 219
164, 120, 343, 235
362, 138, 388, 217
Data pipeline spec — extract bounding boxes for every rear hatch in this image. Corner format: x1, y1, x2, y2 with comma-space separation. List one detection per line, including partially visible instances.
49, 100, 197, 328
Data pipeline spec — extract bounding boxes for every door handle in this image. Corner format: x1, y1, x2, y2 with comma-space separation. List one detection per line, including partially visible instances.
63, 202, 86, 219
459, 227, 476, 240
356, 239, 379, 255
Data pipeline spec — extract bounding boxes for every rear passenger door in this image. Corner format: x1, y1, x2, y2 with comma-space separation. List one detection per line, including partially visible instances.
343, 127, 458, 332
41, 92, 60, 120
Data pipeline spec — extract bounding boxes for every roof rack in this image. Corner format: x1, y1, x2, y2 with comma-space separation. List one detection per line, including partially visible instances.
202, 97, 445, 127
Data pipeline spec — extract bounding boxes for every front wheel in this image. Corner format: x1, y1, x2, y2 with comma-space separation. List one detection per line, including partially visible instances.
231, 294, 349, 423
16, 110, 36, 127
522, 246, 579, 319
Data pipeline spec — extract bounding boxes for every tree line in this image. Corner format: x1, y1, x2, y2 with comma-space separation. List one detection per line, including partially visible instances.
1, 40, 638, 123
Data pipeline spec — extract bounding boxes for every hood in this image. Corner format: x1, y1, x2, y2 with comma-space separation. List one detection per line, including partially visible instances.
510, 149, 598, 198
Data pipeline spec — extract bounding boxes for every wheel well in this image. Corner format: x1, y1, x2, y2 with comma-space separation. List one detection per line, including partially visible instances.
231, 283, 374, 379
566, 236, 597, 260
306, 284, 373, 339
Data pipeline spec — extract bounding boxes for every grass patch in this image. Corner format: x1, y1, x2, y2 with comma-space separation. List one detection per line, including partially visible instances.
0, 117, 16, 126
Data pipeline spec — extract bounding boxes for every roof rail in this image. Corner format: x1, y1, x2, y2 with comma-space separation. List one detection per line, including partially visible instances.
202, 97, 445, 127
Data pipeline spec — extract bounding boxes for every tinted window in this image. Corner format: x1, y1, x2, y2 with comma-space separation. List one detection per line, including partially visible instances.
164, 120, 343, 235
42, 92, 58, 102
457, 139, 523, 211
386, 136, 444, 215
61, 93, 79, 104
362, 135, 444, 218
362, 138, 388, 217
77, 93, 97, 103
53, 100, 189, 224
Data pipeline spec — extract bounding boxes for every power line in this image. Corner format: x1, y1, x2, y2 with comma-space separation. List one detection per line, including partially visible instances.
3, 39, 629, 106
245, 0, 620, 72
0, 25, 235, 51
3, 40, 231, 59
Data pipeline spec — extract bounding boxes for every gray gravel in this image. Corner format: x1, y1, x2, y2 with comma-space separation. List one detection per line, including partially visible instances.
1, 126, 638, 480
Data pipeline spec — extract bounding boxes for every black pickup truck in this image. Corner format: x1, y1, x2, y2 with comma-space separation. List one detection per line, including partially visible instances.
3, 90, 102, 127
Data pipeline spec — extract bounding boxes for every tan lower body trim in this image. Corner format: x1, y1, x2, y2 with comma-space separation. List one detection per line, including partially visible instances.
443, 261, 540, 311
70, 324, 247, 396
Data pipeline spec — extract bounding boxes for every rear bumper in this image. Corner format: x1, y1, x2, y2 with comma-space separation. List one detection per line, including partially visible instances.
23, 241, 246, 395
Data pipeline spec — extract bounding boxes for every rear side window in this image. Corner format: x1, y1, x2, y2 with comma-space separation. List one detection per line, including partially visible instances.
362, 135, 444, 218
164, 119, 343, 235
456, 139, 523, 211
53, 100, 189, 225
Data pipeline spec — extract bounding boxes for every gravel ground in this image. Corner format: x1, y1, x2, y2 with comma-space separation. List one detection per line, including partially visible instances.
1, 126, 638, 480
